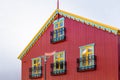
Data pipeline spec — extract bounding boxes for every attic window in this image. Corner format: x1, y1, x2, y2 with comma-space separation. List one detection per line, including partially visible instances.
50, 17, 66, 43
29, 57, 42, 79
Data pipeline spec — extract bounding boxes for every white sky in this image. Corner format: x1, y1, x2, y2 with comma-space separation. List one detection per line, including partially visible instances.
0, 0, 120, 80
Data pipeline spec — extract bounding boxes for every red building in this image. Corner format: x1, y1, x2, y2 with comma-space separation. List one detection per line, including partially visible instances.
18, 9, 120, 80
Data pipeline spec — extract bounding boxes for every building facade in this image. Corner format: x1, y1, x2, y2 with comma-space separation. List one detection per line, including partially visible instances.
18, 9, 120, 80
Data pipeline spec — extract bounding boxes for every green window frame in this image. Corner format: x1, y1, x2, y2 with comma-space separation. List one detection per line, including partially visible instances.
50, 17, 66, 43
31, 57, 42, 78
53, 17, 64, 30
51, 51, 66, 75
53, 18, 65, 39
78, 43, 96, 71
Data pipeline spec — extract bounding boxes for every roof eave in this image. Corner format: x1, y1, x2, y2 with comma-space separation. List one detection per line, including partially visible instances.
18, 9, 59, 60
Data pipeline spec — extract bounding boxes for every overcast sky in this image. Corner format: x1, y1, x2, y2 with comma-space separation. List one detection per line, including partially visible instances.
0, 0, 120, 80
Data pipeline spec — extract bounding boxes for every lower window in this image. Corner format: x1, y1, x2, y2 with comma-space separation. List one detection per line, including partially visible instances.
77, 43, 96, 72
29, 57, 42, 79
51, 51, 67, 75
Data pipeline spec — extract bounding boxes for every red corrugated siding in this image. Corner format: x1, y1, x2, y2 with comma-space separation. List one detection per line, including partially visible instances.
118, 36, 120, 80
22, 15, 119, 80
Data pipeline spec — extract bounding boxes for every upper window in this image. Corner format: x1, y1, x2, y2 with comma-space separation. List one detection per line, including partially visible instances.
50, 17, 66, 43
51, 51, 66, 76
53, 18, 64, 30
29, 57, 42, 79
77, 43, 96, 72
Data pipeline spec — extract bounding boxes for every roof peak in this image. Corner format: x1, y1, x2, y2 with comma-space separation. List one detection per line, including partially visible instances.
18, 9, 120, 60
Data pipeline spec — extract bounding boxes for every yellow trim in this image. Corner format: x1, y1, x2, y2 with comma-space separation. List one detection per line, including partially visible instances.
58, 9, 119, 31
18, 9, 120, 60
18, 9, 58, 59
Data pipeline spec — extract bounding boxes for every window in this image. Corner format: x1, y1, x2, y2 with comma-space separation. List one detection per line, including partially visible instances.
50, 17, 66, 43
77, 43, 96, 72
29, 57, 42, 79
51, 51, 66, 75
53, 18, 64, 30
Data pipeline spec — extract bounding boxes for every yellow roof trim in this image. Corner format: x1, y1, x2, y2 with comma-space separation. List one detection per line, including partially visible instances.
18, 9, 120, 60
18, 9, 58, 60
59, 9, 119, 31
58, 9, 120, 34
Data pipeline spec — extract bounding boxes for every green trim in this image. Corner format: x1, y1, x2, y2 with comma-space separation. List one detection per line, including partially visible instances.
31, 57, 42, 76
79, 43, 95, 69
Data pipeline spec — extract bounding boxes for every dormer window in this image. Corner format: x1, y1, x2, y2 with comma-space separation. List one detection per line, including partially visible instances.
50, 17, 66, 43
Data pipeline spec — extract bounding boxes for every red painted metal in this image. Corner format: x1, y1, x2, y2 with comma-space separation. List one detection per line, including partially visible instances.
117, 35, 120, 79
21, 15, 119, 80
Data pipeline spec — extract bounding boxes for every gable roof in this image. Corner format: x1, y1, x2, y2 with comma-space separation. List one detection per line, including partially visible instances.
18, 9, 120, 60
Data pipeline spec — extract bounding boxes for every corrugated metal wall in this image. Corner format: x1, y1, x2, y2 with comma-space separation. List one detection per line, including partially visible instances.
22, 15, 119, 80
118, 36, 120, 80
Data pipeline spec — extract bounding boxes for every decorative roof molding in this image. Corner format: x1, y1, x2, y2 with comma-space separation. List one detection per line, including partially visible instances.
59, 9, 120, 35
18, 9, 120, 60
18, 9, 58, 60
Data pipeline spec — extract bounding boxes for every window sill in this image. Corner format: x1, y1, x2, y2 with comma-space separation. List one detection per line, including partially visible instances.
77, 65, 96, 72
51, 69, 66, 76
29, 74, 42, 79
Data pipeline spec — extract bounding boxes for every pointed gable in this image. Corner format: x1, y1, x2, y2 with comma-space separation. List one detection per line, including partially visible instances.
18, 9, 120, 60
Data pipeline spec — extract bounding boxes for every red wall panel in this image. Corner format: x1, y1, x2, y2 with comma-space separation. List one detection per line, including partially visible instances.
22, 15, 119, 80
118, 36, 120, 80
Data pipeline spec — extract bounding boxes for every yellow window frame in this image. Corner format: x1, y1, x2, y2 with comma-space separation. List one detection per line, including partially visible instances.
32, 57, 41, 74
54, 51, 65, 71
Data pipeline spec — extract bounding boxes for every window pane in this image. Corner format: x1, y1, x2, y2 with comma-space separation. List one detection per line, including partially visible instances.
56, 61, 59, 69
60, 61, 64, 69
60, 21, 63, 27
34, 60, 36, 64
55, 24, 58, 29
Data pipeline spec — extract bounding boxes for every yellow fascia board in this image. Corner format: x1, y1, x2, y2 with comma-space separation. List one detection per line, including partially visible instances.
18, 9, 58, 60
59, 9, 119, 32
